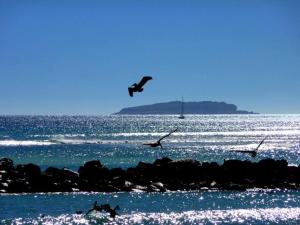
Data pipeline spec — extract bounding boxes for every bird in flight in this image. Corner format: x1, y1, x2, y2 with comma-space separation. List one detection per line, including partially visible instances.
85, 201, 120, 218
128, 76, 152, 97
143, 128, 178, 149
234, 136, 268, 157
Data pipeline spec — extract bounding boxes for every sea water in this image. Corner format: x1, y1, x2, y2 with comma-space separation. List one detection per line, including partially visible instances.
0, 114, 300, 224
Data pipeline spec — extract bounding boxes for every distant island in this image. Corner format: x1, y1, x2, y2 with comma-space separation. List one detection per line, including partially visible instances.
115, 101, 255, 115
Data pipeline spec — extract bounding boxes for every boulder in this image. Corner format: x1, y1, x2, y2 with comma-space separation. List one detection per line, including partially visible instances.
42, 167, 79, 192
0, 158, 14, 171
7, 178, 31, 193
256, 159, 289, 186
160, 159, 201, 181
16, 163, 41, 179
153, 157, 172, 166
221, 159, 254, 183
78, 160, 109, 182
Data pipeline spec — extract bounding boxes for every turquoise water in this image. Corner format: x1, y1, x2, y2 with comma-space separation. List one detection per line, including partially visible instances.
1, 115, 300, 224
1, 190, 300, 224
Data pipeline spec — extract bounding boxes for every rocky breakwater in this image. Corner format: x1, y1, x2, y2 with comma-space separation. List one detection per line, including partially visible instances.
1, 157, 300, 193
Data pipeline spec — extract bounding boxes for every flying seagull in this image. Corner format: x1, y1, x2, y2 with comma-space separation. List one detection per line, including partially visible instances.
85, 201, 101, 216
143, 128, 178, 149
85, 201, 120, 218
128, 76, 152, 97
234, 136, 268, 157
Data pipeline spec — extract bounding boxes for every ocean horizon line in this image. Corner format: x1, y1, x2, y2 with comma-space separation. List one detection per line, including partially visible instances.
1, 113, 300, 116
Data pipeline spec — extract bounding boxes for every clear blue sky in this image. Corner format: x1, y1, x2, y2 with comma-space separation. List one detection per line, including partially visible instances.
0, 0, 299, 115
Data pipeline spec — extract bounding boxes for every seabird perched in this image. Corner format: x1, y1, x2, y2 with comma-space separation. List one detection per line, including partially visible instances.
128, 76, 152, 97
143, 128, 178, 149
235, 136, 268, 157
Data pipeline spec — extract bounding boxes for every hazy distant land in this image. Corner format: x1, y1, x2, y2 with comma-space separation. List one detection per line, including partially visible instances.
115, 101, 255, 115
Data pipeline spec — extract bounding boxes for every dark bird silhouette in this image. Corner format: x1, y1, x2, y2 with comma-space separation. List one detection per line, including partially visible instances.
128, 76, 152, 97
143, 128, 178, 149
85, 201, 102, 216
235, 136, 268, 157
85, 201, 120, 218
101, 204, 120, 218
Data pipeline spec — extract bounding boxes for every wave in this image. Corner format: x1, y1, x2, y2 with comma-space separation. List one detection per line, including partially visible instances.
30, 134, 86, 138
47, 139, 137, 145
0, 139, 146, 146
0, 140, 56, 146
110, 130, 300, 137
0, 137, 298, 148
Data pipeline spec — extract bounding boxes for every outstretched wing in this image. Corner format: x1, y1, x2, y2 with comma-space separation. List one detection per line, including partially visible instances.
85, 201, 97, 215
85, 208, 94, 216
136, 76, 152, 89
158, 128, 178, 142
255, 136, 267, 151
93, 201, 97, 208
128, 87, 134, 97
235, 150, 254, 154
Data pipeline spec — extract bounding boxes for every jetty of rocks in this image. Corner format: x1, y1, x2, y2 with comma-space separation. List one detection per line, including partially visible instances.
0, 157, 300, 193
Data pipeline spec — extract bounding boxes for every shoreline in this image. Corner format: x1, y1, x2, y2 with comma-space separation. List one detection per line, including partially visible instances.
1, 157, 300, 193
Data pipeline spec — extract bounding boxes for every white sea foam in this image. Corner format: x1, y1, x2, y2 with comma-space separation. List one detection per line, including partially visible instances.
0, 140, 56, 146
110, 130, 300, 137
30, 134, 86, 138
0, 136, 297, 148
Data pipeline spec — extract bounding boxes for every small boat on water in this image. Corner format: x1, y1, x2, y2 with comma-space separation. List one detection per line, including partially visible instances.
178, 97, 185, 119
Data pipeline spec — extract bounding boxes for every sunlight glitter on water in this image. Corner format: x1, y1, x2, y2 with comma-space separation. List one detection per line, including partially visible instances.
3, 208, 300, 225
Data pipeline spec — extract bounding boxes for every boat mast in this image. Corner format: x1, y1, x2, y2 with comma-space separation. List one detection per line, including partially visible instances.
178, 97, 185, 119
180, 97, 184, 116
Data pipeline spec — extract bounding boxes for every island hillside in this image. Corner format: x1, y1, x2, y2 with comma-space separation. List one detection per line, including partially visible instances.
115, 101, 255, 115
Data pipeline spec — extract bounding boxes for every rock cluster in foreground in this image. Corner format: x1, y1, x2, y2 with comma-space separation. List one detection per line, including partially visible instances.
0, 157, 300, 193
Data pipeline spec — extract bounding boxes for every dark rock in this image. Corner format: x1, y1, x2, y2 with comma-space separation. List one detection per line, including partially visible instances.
16, 163, 41, 179
45, 167, 78, 181
153, 157, 172, 166
109, 168, 126, 178
221, 182, 247, 191
221, 159, 254, 183
2, 157, 300, 193
124, 180, 134, 191
0, 181, 9, 192
287, 166, 300, 183
168, 159, 200, 169
7, 178, 31, 193
166, 159, 201, 180
0, 158, 14, 170
42, 167, 79, 192
256, 159, 289, 186
148, 182, 166, 192
78, 160, 109, 182
132, 184, 147, 192
136, 161, 155, 171
135, 162, 156, 182
201, 161, 220, 180
82, 160, 103, 169
110, 176, 126, 189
